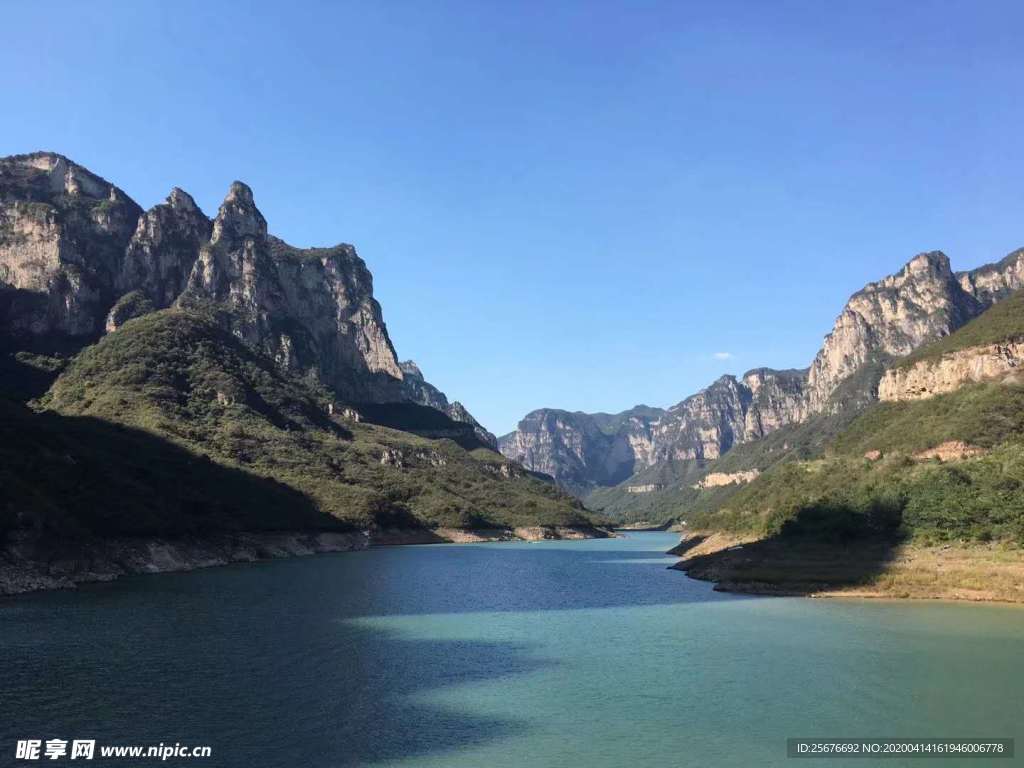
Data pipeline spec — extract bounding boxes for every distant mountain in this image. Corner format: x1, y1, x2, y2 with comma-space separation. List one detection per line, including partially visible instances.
500, 248, 1024, 520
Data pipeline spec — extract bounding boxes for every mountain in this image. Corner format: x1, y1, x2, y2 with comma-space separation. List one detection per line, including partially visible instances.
497, 406, 665, 496
0, 152, 486, 426
398, 360, 499, 448
501, 248, 1024, 520
673, 293, 1024, 601
0, 153, 142, 339
0, 153, 605, 593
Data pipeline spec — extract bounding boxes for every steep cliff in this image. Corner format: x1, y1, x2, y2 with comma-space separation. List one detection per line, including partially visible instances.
499, 369, 805, 496
118, 187, 211, 309
804, 252, 982, 413
498, 406, 664, 495
958, 249, 1024, 305
178, 182, 406, 402
650, 369, 807, 463
0, 152, 141, 340
878, 289, 1024, 401
398, 360, 498, 448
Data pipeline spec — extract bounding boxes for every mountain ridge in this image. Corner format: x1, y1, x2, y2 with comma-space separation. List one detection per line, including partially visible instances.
500, 247, 1024, 516
0, 151, 491, 433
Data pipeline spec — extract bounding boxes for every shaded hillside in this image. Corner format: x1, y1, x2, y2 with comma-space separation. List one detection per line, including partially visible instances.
27, 309, 593, 535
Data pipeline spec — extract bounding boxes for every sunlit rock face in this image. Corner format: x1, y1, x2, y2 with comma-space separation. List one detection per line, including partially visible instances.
178, 181, 407, 401
498, 408, 661, 496
118, 187, 212, 309
0, 152, 141, 338
498, 370, 807, 496
879, 342, 1024, 402
804, 252, 984, 413
399, 360, 498, 448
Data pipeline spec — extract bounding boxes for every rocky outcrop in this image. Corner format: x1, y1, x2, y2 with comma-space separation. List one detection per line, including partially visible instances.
804, 252, 983, 413
693, 469, 760, 489
499, 370, 804, 496
878, 342, 1024, 401
178, 183, 406, 402
498, 406, 665, 495
104, 290, 155, 332
398, 360, 497, 447
650, 370, 806, 463
0, 152, 142, 338
958, 249, 1024, 305
117, 187, 211, 308
913, 441, 984, 462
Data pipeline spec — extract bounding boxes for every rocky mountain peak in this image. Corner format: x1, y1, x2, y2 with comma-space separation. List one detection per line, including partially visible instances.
168, 187, 198, 212
0, 152, 143, 337
226, 180, 254, 204
399, 360, 425, 379
958, 248, 1024, 305
212, 180, 266, 241
804, 249, 981, 413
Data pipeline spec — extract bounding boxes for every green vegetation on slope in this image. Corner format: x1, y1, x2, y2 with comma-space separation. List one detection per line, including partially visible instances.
686, 370, 1024, 544
13, 309, 590, 538
685, 437, 1024, 545
0, 399, 333, 539
833, 382, 1024, 457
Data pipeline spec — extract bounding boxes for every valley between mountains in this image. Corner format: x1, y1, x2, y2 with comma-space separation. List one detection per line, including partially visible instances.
5, 151, 1024, 602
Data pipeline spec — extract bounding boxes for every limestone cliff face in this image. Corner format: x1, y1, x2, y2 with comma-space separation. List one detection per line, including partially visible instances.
878, 342, 1024, 401
649, 369, 806, 462
178, 181, 406, 401
498, 407, 664, 494
804, 252, 982, 413
958, 249, 1024, 305
398, 360, 498, 448
118, 187, 211, 309
0, 153, 141, 338
499, 370, 806, 494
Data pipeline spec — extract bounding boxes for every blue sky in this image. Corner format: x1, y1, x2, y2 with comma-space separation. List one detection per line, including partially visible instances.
4, 1, 1023, 435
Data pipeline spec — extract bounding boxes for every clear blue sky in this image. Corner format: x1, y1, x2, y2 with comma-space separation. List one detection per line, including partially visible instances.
4, 1, 1023, 435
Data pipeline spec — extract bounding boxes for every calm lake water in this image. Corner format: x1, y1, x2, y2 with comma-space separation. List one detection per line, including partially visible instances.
2, 532, 1023, 767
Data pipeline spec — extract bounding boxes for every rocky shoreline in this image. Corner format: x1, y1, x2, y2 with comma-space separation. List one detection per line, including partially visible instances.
0, 525, 609, 596
669, 531, 1024, 604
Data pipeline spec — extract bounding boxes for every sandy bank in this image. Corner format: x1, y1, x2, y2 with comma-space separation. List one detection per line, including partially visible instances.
669, 530, 1024, 604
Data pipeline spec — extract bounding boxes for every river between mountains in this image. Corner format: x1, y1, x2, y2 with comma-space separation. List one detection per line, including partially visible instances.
2, 532, 1023, 767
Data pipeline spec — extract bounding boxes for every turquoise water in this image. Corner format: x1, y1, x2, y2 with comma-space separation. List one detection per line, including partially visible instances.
2, 532, 1023, 767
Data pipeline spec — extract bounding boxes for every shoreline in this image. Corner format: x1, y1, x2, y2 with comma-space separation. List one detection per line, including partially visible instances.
0, 524, 609, 597
669, 530, 1024, 604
